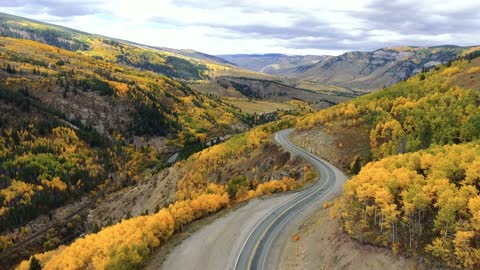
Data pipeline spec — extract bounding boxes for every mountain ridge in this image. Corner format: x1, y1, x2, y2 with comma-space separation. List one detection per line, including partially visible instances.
220, 45, 480, 91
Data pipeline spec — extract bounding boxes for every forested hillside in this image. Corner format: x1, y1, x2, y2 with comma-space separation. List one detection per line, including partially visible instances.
0, 37, 248, 143
339, 143, 480, 268
0, 85, 164, 266
294, 49, 480, 268
297, 50, 480, 166
14, 119, 314, 270
0, 12, 213, 81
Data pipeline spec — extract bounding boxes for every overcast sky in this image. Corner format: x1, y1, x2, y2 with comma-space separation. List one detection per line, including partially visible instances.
1, 0, 480, 55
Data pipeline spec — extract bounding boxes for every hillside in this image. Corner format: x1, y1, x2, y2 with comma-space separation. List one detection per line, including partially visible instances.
339, 142, 480, 268
0, 13, 268, 268
0, 13, 320, 269
290, 49, 480, 268
0, 12, 361, 119
12, 118, 314, 270
0, 84, 167, 268
214, 76, 352, 106
2, 7, 480, 270
0, 37, 249, 145
218, 54, 327, 75
222, 46, 479, 92
157, 47, 236, 66
294, 49, 480, 168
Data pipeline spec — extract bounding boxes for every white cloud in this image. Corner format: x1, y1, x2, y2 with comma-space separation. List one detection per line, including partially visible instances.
1, 0, 480, 55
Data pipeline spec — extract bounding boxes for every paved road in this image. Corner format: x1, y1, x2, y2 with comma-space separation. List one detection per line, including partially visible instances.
158, 128, 345, 270
235, 128, 341, 270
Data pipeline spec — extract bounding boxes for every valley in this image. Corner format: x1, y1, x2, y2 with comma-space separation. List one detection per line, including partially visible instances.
0, 5, 479, 270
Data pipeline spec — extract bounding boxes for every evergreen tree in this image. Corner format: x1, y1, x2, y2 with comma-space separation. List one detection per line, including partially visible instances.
29, 256, 41, 270
349, 156, 362, 175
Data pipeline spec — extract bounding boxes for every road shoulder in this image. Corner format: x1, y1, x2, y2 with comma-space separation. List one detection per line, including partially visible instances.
278, 205, 441, 270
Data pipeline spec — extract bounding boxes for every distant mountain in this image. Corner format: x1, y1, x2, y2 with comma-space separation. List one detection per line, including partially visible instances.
295, 46, 480, 91
221, 46, 480, 91
218, 54, 328, 75
158, 47, 237, 66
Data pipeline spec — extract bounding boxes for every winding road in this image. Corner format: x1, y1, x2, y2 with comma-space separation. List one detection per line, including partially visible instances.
158, 128, 346, 270
235, 128, 342, 270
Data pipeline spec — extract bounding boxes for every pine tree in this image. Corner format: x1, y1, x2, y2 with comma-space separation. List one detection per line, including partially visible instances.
349, 156, 362, 175
29, 256, 41, 270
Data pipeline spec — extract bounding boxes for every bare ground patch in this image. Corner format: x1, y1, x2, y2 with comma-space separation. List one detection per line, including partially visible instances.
280, 207, 444, 270
291, 124, 370, 172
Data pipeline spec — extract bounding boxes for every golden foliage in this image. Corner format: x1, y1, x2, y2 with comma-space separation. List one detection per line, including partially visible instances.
16, 184, 229, 270
339, 142, 480, 268
297, 58, 480, 160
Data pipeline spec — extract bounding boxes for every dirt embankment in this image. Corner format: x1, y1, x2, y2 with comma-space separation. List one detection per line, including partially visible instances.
291, 125, 370, 172
90, 167, 181, 227
279, 206, 443, 270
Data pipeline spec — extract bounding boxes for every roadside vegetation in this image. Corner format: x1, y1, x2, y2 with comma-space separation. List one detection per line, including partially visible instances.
14, 118, 315, 269
297, 52, 480, 166
295, 51, 480, 268
339, 143, 480, 269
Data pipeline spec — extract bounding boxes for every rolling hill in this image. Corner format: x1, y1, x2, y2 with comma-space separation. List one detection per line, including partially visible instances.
218, 53, 327, 74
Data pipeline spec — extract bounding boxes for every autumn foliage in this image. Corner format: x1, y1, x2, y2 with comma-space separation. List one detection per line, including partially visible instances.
15, 173, 302, 269
16, 185, 228, 270
338, 143, 480, 268
297, 56, 480, 160
176, 118, 297, 200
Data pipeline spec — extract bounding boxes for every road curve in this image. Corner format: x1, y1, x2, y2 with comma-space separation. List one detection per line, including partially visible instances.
158, 128, 345, 270
235, 128, 342, 270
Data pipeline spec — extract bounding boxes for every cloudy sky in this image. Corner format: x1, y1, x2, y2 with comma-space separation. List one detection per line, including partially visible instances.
1, 0, 480, 55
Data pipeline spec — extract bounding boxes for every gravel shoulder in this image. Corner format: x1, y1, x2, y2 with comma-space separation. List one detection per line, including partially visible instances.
156, 193, 297, 270
278, 206, 442, 270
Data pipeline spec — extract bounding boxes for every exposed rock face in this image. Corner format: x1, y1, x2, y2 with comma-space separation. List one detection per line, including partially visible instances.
32, 86, 134, 137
